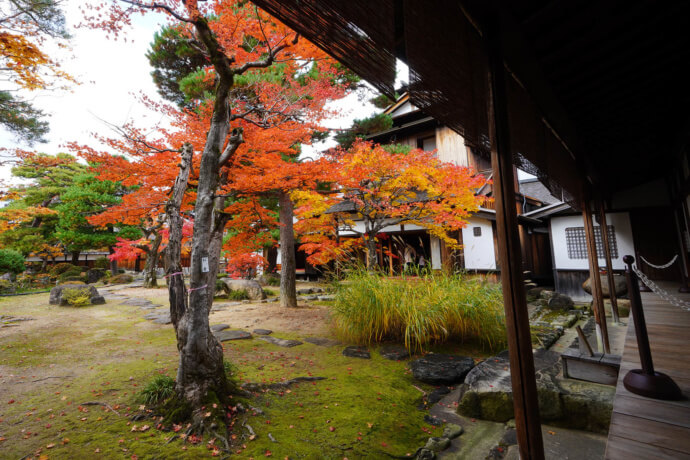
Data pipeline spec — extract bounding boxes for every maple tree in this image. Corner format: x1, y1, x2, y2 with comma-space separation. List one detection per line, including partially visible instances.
294, 140, 488, 269
0, 0, 73, 144
84, 0, 351, 423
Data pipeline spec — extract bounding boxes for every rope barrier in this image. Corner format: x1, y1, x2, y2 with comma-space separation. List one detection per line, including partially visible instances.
632, 264, 690, 312
187, 284, 208, 292
639, 254, 678, 270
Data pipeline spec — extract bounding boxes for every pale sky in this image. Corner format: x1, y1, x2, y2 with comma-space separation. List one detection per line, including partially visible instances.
0, 1, 382, 183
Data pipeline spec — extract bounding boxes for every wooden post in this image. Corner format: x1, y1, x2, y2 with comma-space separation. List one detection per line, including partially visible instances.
673, 205, 690, 292
583, 200, 611, 353
487, 16, 544, 460
388, 239, 393, 276
597, 201, 620, 323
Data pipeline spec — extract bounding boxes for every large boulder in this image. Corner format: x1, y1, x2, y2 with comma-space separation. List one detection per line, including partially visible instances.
49, 284, 105, 306
547, 293, 574, 311
86, 268, 106, 284
222, 279, 266, 300
457, 349, 614, 433
410, 354, 475, 385
582, 274, 627, 297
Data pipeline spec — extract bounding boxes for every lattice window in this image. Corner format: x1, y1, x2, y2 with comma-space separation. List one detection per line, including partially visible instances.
473, 227, 482, 237
565, 226, 618, 259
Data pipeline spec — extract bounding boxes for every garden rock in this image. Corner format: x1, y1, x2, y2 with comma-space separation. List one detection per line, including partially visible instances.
49, 284, 105, 306
582, 274, 627, 297
424, 437, 451, 452
222, 279, 266, 300
427, 386, 450, 404
317, 295, 335, 301
379, 344, 410, 360
109, 273, 134, 284
410, 354, 475, 385
211, 324, 230, 333
296, 288, 313, 295
442, 423, 463, 439
215, 330, 252, 341
527, 286, 547, 298
304, 337, 340, 347
424, 415, 442, 426
547, 293, 574, 311
253, 328, 273, 335
540, 290, 555, 300
151, 314, 171, 325
415, 448, 436, 460
86, 268, 106, 284
258, 336, 302, 347
342, 346, 370, 359
457, 349, 614, 433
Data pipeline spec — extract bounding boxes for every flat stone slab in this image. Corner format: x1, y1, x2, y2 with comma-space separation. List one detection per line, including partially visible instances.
211, 324, 230, 333
258, 336, 302, 347
317, 295, 335, 301
215, 330, 252, 341
342, 346, 370, 359
122, 299, 153, 306
304, 337, 340, 347
151, 315, 171, 325
410, 354, 475, 385
379, 344, 410, 360
253, 328, 273, 335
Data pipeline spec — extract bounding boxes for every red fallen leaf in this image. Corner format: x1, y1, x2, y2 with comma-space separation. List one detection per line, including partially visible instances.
7, 400, 14, 404
357, 436, 362, 441
118, 439, 125, 444
265, 450, 272, 457
172, 424, 182, 432
313, 428, 318, 432
497, 447, 504, 453
131, 455, 138, 460
381, 442, 388, 447
265, 420, 271, 424
329, 426, 335, 432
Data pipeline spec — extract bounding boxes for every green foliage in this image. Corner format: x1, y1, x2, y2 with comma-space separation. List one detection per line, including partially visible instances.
62, 287, 92, 307
227, 289, 249, 301
382, 143, 413, 154
0, 91, 49, 144
137, 375, 176, 406
216, 272, 228, 279
57, 265, 83, 282
332, 268, 507, 352
215, 279, 226, 293
0, 249, 25, 275
334, 113, 394, 149
50, 262, 75, 277
146, 26, 209, 107
264, 275, 280, 286
262, 288, 277, 297
0, 279, 13, 293
94, 257, 110, 269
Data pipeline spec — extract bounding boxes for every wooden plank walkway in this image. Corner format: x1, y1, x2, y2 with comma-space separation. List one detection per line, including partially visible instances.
605, 284, 690, 459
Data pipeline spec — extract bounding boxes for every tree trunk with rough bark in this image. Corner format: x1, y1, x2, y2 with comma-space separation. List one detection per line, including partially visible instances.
364, 235, 378, 270
142, 233, 162, 288
279, 191, 297, 308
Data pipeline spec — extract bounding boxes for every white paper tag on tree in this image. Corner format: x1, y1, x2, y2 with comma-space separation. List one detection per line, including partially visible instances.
201, 257, 210, 273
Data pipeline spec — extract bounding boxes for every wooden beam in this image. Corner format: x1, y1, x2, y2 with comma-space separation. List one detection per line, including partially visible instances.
597, 200, 620, 323
582, 200, 611, 353
487, 14, 545, 460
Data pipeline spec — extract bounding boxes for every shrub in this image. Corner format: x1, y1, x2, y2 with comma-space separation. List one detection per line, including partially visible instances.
265, 275, 280, 286
94, 257, 110, 269
109, 273, 134, 284
137, 375, 175, 406
216, 273, 228, 279
0, 249, 25, 275
227, 289, 249, 301
62, 287, 92, 307
50, 262, 76, 277
0, 279, 13, 293
332, 268, 507, 353
263, 288, 277, 298
58, 266, 85, 283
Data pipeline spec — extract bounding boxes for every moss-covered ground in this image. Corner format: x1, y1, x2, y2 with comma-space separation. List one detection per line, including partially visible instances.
0, 286, 494, 459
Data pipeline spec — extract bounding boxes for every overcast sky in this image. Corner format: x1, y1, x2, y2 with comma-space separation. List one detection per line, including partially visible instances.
0, 1, 381, 183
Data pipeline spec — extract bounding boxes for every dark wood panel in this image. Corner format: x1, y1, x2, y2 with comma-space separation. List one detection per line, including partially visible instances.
630, 207, 682, 281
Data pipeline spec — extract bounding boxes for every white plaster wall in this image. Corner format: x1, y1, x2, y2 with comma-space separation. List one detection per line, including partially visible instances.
339, 220, 425, 236
430, 236, 442, 269
550, 212, 634, 270
461, 217, 496, 270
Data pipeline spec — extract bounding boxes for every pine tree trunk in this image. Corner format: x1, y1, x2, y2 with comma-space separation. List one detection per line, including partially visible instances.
142, 234, 162, 288
279, 191, 297, 308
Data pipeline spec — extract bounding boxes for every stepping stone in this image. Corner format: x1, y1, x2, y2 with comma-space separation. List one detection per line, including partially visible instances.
253, 329, 273, 335
139, 305, 159, 310
317, 295, 335, 301
424, 414, 443, 426
215, 330, 252, 341
304, 337, 340, 347
151, 315, 171, 325
258, 336, 302, 347
410, 354, 475, 385
342, 346, 370, 359
297, 288, 313, 295
211, 324, 230, 333
379, 344, 410, 360
144, 312, 163, 320
427, 386, 451, 404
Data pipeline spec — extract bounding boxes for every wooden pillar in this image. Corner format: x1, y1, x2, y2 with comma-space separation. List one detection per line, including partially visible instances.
583, 200, 611, 353
388, 239, 393, 276
673, 205, 690, 292
487, 17, 544, 460
597, 201, 620, 323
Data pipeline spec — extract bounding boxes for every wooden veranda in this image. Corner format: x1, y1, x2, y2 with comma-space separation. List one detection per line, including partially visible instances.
248, 1, 690, 458
605, 283, 690, 459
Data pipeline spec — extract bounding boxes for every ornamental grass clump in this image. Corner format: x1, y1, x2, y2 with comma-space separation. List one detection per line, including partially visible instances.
332, 268, 506, 353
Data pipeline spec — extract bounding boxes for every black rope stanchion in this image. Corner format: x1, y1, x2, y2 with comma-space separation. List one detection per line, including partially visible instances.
623, 255, 682, 400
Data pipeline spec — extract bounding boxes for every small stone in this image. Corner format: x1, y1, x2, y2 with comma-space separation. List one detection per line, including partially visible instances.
211, 324, 230, 333
306, 295, 319, 301
253, 328, 273, 335
424, 415, 442, 426
215, 330, 252, 341
427, 386, 450, 404
296, 288, 312, 295
151, 315, 171, 325
258, 336, 302, 348
410, 354, 475, 385
304, 337, 340, 347
424, 437, 451, 453
317, 295, 335, 301
442, 423, 464, 439
342, 346, 370, 359
415, 448, 436, 460
379, 344, 410, 360
547, 293, 574, 311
